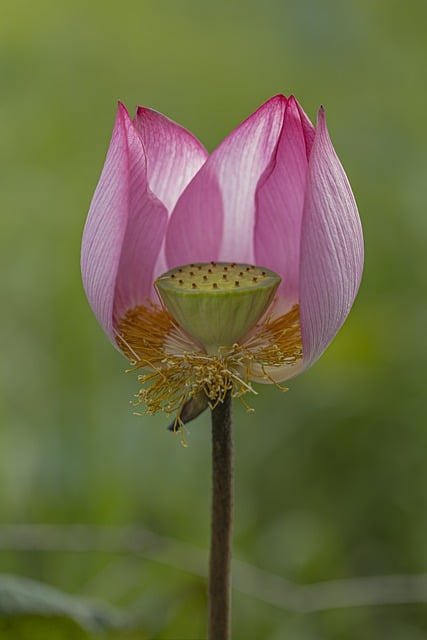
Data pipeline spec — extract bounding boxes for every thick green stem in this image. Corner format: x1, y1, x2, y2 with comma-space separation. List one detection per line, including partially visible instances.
208, 391, 233, 640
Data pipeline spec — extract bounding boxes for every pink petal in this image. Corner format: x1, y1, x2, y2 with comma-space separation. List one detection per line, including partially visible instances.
133, 107, 208, 280
299, 108, 364, 369
165, 95, 287, 268
133, 107, 208, 213
81, 105, 130, 339
113, 108, 168, 324
81, 103, 168, 341
254, 96, 309, 311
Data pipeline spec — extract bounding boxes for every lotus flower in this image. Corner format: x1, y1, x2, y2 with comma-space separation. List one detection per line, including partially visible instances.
81, 94, 363, 425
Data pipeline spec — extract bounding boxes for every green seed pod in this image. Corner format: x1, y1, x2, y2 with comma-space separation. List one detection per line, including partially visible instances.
155, 262, 281, 353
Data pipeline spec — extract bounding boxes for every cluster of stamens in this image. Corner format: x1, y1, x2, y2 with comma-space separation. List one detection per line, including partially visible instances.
116, 286, 303, 442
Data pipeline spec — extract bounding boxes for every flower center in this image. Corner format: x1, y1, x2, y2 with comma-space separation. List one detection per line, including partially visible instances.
155, 262, 281, 354
115, 264, 303, 441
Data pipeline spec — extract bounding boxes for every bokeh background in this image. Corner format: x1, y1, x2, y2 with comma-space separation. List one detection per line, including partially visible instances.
1, 0, 427, 638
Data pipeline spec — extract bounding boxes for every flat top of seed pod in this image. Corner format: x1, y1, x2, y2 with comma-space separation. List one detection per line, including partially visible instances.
155, 262, 281, 293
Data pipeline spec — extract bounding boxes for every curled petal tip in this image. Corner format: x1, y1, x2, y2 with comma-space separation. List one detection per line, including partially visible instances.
117, 101, 131, 117
317, 105, 326, 120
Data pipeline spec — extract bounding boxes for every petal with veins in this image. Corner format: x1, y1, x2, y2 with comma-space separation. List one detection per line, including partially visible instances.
165, 95, 287, 268
81, 104, 168, 340
255, 96, 309, 312
81, 104, 131, 339
299, 109, 364, 368
133, 107, 208, 213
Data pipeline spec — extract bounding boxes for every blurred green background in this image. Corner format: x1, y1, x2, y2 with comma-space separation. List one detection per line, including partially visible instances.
1, 0, 427, 638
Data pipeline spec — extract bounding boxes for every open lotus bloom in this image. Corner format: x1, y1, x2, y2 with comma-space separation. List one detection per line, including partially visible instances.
81, 94, 363, 427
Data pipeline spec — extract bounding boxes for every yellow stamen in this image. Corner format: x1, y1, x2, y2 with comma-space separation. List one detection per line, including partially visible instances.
116, 302, 303, 434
